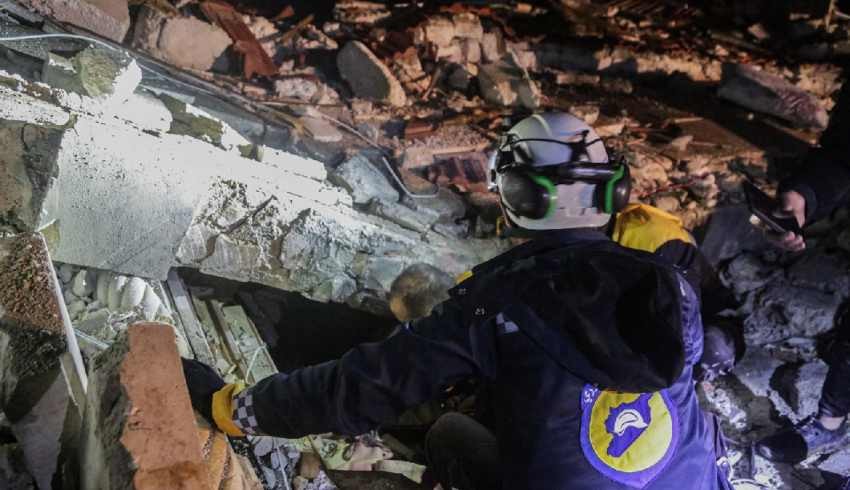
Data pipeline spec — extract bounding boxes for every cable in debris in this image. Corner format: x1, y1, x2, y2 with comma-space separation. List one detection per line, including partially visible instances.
74, 329, 110, 351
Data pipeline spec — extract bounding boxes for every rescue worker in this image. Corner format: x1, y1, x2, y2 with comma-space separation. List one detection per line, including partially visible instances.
754, 81, 850, 464
182, 112, 733, 490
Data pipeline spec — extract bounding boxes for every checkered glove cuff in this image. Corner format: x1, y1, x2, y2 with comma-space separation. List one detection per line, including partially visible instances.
231, 388, 260, 435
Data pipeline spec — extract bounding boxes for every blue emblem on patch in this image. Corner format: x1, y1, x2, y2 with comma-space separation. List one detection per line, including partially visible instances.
580, 385, 679, 488
605, 393, 652, 457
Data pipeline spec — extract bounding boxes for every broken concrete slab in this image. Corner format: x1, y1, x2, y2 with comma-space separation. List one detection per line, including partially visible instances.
0, 70, 504, 308
337, 41, 407, 107
330, 153, 399, 206
131, 7, 232, 72
0, 122, 64, 234
43, 117, 215, 280
718, 64, 829, 129
23, 0, 131, 43
41, 47, 141, 105
477, 54, 540, 109
80, 323, 208, 489
369, 201, 436, 234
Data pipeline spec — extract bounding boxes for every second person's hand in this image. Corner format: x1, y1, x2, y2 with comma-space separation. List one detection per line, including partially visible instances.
776, 191, 807, 252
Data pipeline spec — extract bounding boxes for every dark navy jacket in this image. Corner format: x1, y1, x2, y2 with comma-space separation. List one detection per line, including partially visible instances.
242, 230, 731, 490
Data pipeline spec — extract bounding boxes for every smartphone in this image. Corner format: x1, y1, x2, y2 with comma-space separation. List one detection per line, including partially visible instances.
742, 181, 802, 234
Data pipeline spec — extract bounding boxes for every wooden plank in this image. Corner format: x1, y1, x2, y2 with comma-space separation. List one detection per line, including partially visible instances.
191, 296, 241, 380
165, 269, 216, 366
220, 305, 277, 383
208, 299, 250, 380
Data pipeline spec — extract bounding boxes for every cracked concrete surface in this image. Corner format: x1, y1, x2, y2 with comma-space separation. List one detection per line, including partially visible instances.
0, 69, 505, 309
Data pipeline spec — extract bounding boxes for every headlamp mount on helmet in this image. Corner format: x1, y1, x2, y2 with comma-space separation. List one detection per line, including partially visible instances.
493, 132, 622, 181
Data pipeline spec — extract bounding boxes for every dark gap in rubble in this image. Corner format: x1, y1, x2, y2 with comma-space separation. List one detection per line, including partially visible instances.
177, 268, 397, 373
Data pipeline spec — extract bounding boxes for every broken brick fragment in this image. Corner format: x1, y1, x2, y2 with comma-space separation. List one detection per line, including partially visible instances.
81, 323, 209, 489
200, 0, 278, 79
22, 0, 130, 42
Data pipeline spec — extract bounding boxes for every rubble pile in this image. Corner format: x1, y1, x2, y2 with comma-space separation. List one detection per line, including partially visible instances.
2, 0, 850, 489
9, 0, 847, 233
53, 262, 184, 357
697, 210, 850, 488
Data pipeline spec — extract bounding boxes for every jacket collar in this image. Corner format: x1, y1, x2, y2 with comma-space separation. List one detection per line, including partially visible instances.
472, 228, 610, 275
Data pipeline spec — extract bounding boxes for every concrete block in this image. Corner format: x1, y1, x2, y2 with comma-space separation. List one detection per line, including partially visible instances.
337, 41, 407, 107
0, 122, 65, 234
131, 7, 232, 72
80, 323, 208, 490
0, 73, 505, 305
47, 118, 218, 280
41, 48, 141, 105
330, 153, 399, 206
478, 55, 541, 109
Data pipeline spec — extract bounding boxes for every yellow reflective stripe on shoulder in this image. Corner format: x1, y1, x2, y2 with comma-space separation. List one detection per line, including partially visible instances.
456, 270, 474, 284
612, 203, 695, 254
212, 382, 246, 437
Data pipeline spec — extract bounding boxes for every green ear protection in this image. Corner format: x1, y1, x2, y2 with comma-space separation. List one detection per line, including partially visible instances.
500, 163, 631, 220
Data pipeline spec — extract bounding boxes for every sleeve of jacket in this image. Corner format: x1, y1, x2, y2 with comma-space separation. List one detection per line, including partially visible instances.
780, 151, 850, 224
780, 81, 850, 224
228, 299, 499, 438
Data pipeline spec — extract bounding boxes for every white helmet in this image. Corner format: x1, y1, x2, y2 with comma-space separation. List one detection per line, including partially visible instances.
490, 113, 629, 231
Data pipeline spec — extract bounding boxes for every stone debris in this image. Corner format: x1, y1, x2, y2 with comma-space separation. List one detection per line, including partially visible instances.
718, 64, 829, 129
0, 122, 63, 234
2, 1, 850, 487
22, 0, 130, 43
41, 47, 141, 104
53, 262, 184, 358
337, 41, 407, 107
200, 0, 278, 79
477, 54, 541, 109
772, 360, 829, 420
330, 153, 399, 206
131, 7, 233, 72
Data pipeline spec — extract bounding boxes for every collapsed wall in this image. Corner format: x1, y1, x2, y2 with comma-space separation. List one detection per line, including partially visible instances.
0, 59, 505, 313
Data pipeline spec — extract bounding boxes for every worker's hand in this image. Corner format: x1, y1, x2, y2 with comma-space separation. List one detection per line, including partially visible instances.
181, 357, 225, 424
774, 191, 807, 252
